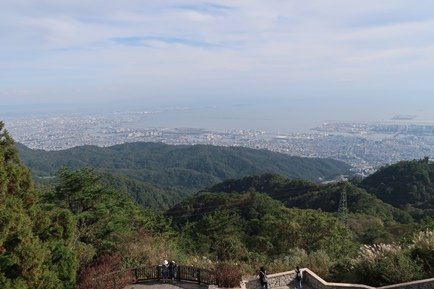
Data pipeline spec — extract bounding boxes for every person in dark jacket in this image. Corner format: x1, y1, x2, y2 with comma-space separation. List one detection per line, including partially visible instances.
169, 261, 178, 284
258, 266, 268, 289
295, 266, 302, 289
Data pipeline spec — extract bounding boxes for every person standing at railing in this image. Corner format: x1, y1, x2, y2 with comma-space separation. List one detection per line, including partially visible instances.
161, 260, 169, 283
295, 266, 302, 289
169, 260, 178, 284
258, 266, 268, 289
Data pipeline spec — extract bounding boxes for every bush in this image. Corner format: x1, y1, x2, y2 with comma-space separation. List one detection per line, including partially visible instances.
269, 248, 308, 274
215, 264, 243, 288
305, 250, 332, 279
350, 244, 424, 286
76, 254, 130, 289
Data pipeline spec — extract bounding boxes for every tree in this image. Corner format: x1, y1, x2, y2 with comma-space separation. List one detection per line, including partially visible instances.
43, 165, 176, 269
0, 121, 77, 288
189, 210, 248, 261
43, 167, 127, 259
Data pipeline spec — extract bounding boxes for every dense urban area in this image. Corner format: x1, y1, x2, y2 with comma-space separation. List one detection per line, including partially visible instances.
4, 109, 434, 177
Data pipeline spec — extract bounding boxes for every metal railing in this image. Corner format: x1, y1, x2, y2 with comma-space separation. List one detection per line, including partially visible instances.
121, 265, 217, 285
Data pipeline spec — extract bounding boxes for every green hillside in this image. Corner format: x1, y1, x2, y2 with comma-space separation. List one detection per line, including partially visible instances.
168, 173, 414, 244
169, 191, 357, 265
16, 142, 352, 210
359, 158, 434, 218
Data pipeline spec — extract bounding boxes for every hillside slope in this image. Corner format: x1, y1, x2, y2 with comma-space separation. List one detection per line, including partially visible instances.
16, 142, 352, 209
359, 158, 434, 217
167, 173, 414, 244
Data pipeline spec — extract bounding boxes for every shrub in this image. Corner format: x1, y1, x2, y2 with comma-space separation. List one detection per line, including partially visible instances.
76, 254, 130, 289
349, 244, 423, 286
215, 264, 243, 288
412, 229, 434, 251
269, 248, 308, 274
409, 229, 434, 276
305, 250, 332, 279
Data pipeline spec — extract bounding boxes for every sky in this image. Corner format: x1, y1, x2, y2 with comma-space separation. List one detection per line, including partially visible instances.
1, 0, 434, 108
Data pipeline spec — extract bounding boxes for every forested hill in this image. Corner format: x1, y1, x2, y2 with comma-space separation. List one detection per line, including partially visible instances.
16, 142, 351, 182
167, 173, 414, 244
359, 157, 434, 214
16, 142, 351, 209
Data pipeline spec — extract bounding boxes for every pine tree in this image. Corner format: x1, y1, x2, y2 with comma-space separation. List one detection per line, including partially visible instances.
0, 121, 77, 289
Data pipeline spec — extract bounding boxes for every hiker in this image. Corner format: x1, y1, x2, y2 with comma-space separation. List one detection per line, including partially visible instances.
295, 266, 302, 289
169, 260, 178, 284
161, 260, 169, 283
258, 266, 268, 289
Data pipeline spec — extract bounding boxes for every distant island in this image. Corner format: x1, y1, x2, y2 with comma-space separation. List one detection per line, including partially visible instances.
392, 114, 416, 120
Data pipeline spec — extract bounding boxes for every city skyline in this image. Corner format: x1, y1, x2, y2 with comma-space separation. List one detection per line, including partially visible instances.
1, 1, 434, 110
7, 107, 434, 177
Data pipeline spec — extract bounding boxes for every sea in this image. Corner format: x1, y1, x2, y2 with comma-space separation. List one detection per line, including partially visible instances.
2, 96, 434, 137
121, 97, 434, 135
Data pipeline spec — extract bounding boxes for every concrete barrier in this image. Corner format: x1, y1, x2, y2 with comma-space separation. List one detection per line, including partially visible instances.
242, 268, 434, 289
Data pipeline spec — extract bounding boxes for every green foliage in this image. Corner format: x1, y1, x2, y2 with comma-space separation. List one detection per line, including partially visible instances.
99, 171, 188, 211
268, 248, 309, 275
10, 122, 434, 287
291, 209, 357, 259
309, 250, 335, 275
0, 122, 77, 289
167, 167, 434, 285
42, 166, 172, 263
171, 190, 357, 270
16, 142, 351, 210
188, 210, 248, 261
349, 244, 424, 286
410, 229, 434, 275
203, 174, 415, 245
360, 158, 434, 213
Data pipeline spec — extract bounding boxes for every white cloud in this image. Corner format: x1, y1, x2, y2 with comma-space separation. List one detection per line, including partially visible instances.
1, 0, 434, 105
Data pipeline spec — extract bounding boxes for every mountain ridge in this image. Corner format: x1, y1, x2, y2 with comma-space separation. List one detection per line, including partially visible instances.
16, 141, 352, 210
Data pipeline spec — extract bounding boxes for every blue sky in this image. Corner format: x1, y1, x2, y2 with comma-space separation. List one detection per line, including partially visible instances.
1, 1, 434, 107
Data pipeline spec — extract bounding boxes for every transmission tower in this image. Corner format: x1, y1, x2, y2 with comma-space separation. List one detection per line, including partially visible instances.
338, 183, 348, 227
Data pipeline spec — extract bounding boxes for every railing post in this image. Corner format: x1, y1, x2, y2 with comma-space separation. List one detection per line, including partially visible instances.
134, 268, 138, 283
197, 268, 201, 284
157, 265, 161, 281
178, 265, 181, 281
177, 265, 181, 282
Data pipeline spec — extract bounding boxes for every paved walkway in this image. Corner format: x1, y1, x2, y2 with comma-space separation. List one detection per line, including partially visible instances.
124, 280, 209, 289
274, 285, 312, 289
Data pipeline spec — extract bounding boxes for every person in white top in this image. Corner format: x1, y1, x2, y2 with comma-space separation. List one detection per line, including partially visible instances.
161, 260, 169, 283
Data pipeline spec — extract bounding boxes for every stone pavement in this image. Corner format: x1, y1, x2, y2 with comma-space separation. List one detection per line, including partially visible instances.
273, 285, 312, 289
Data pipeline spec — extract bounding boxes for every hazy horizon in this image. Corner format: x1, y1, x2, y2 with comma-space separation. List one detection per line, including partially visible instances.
3, 96, 434, 136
